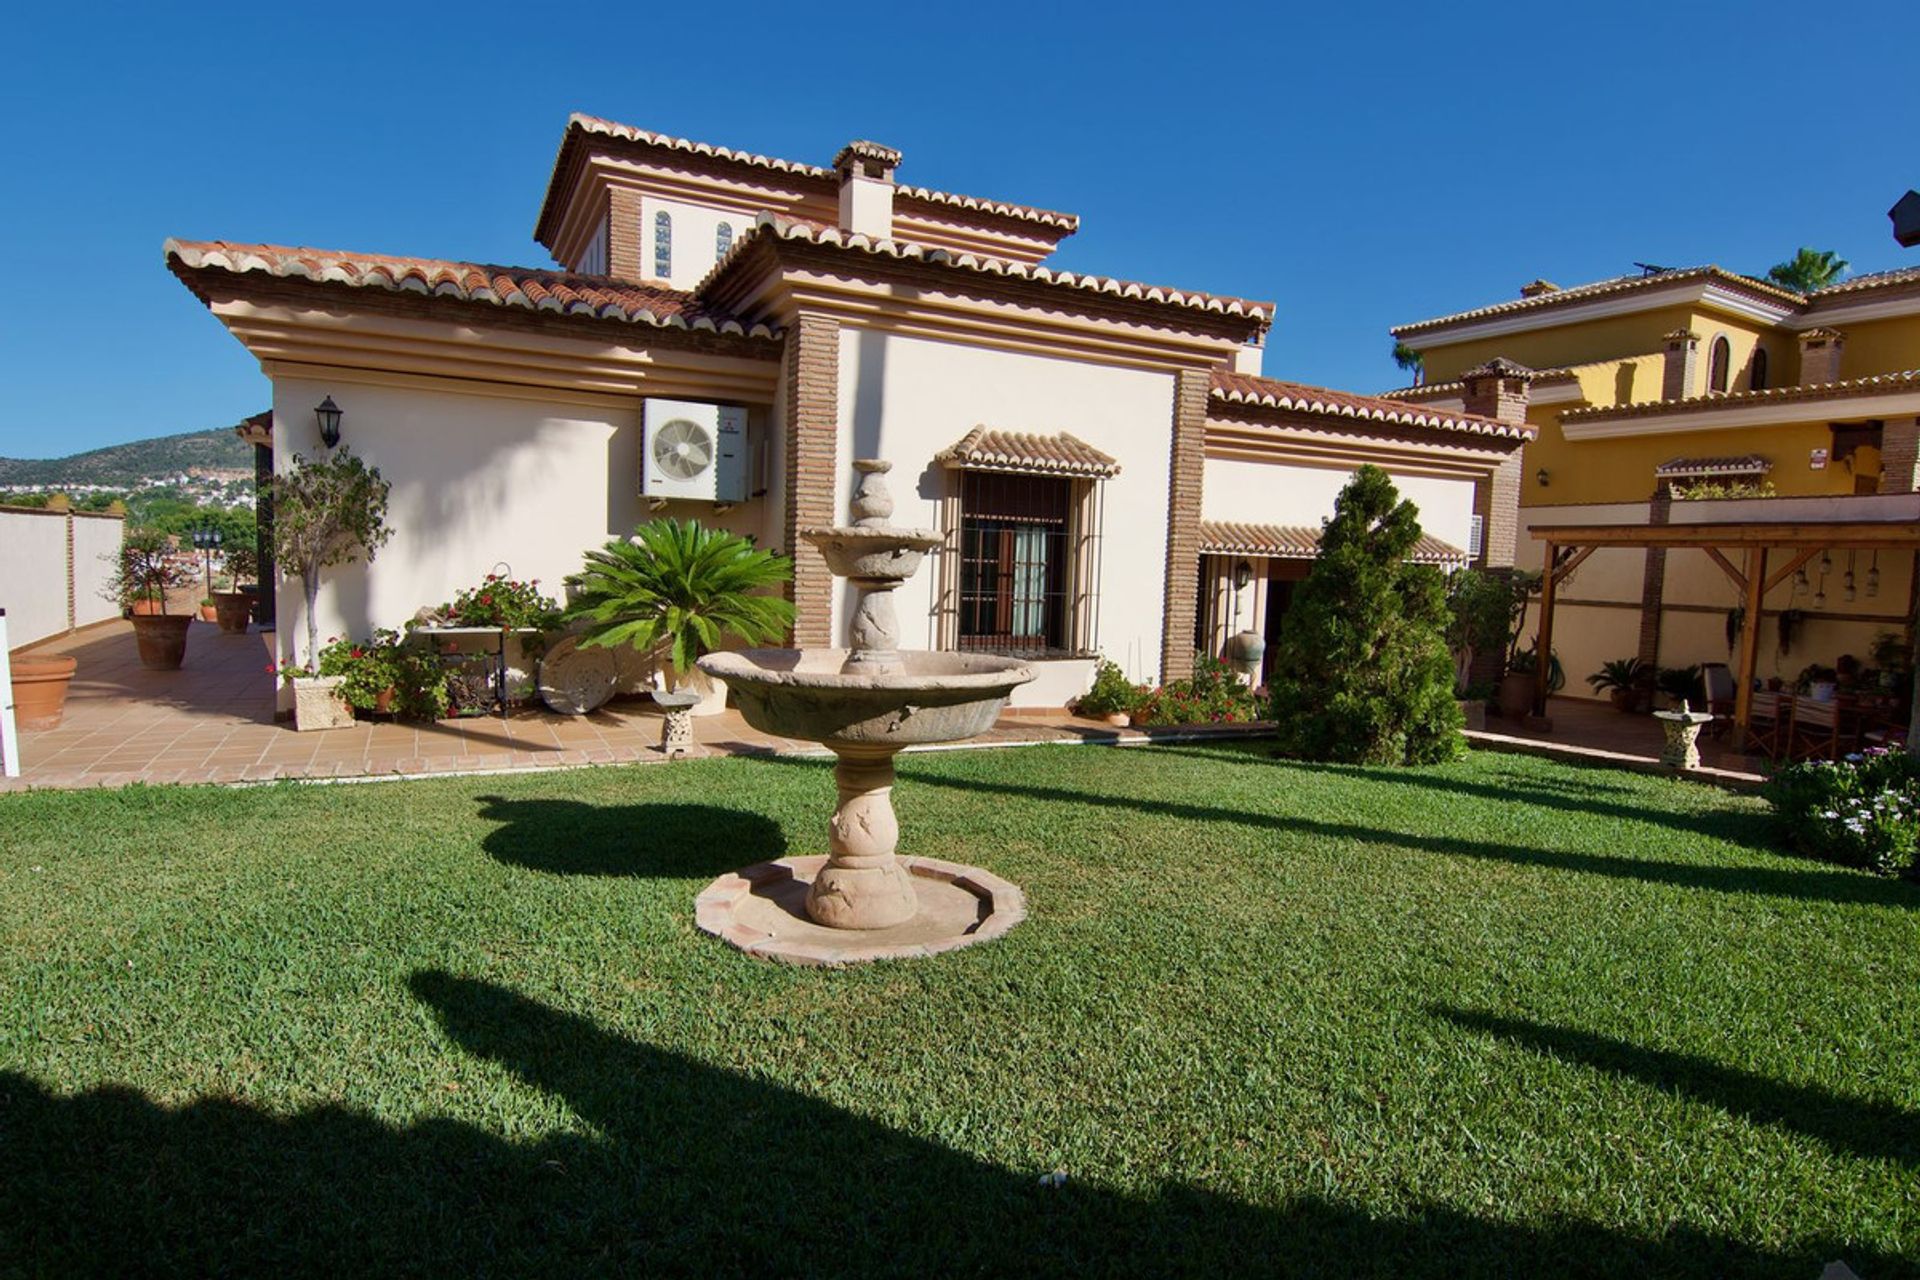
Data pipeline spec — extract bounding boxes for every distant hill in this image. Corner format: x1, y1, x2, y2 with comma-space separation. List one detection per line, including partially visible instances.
0, 428, 254, 489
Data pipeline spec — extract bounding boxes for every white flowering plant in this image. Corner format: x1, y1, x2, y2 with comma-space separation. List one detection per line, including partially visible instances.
1764, 748, 1920, 877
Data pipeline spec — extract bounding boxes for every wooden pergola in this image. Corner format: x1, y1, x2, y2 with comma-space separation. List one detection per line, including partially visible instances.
1528, 519, 1920, 743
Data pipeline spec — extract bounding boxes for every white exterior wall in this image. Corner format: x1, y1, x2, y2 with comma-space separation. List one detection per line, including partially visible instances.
271, 377, 648, 664
1201, 457, 1477, 554
832, 329, 1177, 701
642, 197, 750, 291
0, 508, 123, 649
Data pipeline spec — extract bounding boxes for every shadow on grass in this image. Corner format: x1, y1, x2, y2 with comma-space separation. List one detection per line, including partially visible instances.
1142, 744, 1773, 847
475, 795, 785, 877
1436, 1007, 1919, 1169
795, 757, 1912, 911
0, 972, 1891, 1277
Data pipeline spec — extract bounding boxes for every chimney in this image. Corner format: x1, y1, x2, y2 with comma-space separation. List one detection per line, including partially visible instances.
1460, 357, 1534, 425
1662, 330, 1699, 400
1798, 327, 1846, 386
833, 140, 900, 239
1519, 279, 1560, 298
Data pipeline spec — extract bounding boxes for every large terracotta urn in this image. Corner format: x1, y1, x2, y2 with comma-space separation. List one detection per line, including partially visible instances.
10, 654, 77, 729
211, 591, 253, 634
130, 615, 192, 671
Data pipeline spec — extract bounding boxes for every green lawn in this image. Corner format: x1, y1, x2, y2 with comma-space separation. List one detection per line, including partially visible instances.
0, 744, 1915, 1277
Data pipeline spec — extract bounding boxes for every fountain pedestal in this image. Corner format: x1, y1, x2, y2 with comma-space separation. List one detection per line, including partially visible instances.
813, 745, 916, 928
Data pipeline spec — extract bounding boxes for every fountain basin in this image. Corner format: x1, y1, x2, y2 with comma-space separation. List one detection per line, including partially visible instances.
699, 648, 1033, 747
802, 526, 944, 582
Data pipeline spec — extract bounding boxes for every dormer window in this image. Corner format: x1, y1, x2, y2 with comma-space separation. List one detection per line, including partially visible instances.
653, 211, 672, 279
715, 221, 733, 264
1708, 336, 1731, 394
1751, 348, 1769, 391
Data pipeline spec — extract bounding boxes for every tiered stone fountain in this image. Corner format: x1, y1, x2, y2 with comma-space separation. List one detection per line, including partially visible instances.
695, 460, 1034, 964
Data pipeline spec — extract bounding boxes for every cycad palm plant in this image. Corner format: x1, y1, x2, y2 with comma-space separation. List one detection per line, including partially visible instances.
563, 519, 795, 684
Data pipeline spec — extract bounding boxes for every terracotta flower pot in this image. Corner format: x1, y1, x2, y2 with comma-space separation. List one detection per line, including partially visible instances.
10, 654, 77, 729
374, 686, 397, 715
129, 598, 164, 617
212, 591, 253, 634
199, 604, 219, 622
130, 614, 192, 671
1104, 712, 1131, 727
1497, 671, 1535, 719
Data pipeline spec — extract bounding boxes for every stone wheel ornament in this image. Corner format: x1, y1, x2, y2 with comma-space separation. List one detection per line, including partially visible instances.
535, 635, 618, 715
695, 459, 1034, 964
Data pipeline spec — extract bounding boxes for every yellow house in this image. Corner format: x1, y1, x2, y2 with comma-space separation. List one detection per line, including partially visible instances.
1385, 265, 1920, 702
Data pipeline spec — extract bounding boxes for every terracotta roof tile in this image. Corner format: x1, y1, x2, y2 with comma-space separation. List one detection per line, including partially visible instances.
1563, 368, 1920, 424
1391, 267, 1802, 338
1809, 265, 1920, 299
560, 114, 1079, 231
1378, 366, 1579, 402
1199, 520, 1466, 565
1210, 370, 1534, 440
164, 239, 779, 339
936, 428, 1121, 478
711, 213, 1270, 322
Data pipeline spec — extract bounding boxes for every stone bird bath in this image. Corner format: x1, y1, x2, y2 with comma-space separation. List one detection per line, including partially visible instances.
695, 459, 1033, 963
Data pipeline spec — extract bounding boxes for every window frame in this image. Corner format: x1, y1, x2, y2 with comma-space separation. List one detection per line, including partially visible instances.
653, 210, 673, 279
1708, 335, 1732, 394
937, 468, 1105, 659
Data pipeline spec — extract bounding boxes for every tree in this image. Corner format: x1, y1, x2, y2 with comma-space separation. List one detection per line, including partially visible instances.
272, 449, 392, 670
1765, 247, 1849, 293
1391, 341, 1425, 385
1268, 466, 1464, 764
100, 527, 196, 615
563, 519, 795, 684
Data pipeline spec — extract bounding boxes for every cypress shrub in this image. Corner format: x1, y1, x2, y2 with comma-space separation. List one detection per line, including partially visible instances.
1268, 466, 1465, 764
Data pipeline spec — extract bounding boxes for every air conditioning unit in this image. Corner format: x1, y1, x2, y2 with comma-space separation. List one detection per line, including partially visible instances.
641, 399, 747, 502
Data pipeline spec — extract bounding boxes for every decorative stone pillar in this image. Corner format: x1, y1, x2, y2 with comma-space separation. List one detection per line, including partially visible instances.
784, 314, 840, 648
606, 187, 643, 281
1159, 369, 1209, 684
1798, 327, 1846, 386
1662, 330, 1699, 400
1879, 417, 1920, 493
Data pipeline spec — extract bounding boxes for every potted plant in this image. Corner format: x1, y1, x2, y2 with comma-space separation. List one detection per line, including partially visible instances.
563, 518, 794, 715
199, 596, 218, 623
318, 631, 449, 720
102, 528, 198, 670
1073, 658, 1145, 726
212, 546, 258, 634
272, 449, 392, 730
1501, 643, 1563, 719
9, 651, 78, 730
1587, 657, 1653, 712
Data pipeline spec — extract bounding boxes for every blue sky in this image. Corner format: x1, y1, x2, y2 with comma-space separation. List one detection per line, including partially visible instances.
3, 0, 1915, 458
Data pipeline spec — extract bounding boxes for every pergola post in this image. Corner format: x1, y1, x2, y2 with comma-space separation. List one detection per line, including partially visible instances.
1734, 546, 1766, 742
1534, 542, 1558, 716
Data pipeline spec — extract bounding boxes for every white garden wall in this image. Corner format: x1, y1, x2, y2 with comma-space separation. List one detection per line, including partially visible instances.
0, 506, 124, 649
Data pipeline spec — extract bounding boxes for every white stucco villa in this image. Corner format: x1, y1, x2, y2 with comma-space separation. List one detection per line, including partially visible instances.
167, 115, 1534, 706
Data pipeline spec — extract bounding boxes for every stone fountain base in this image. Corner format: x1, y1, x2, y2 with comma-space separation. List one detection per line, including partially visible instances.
694, 854, 1025, 966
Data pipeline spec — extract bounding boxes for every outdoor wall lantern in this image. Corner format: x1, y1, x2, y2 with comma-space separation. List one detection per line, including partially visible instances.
1536, 468, 1550, 486
1234, 560, 1254, 591
315, 396, 343, 449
